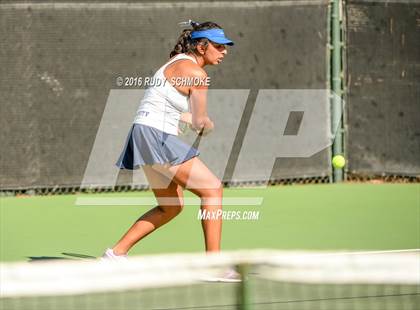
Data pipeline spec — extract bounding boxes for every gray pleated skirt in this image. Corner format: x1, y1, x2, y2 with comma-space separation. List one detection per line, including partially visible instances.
116, 123, 200, 169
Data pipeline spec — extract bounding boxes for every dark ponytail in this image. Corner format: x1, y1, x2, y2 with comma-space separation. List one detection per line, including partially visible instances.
169, 21, 222, 58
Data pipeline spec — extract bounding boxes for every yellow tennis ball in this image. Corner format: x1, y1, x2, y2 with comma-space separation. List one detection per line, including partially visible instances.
332, 155, 346, 169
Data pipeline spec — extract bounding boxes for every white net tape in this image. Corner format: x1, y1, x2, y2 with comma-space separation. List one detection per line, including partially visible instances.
1, 249, 419, 298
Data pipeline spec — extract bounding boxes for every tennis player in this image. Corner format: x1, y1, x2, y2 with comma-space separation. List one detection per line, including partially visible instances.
103, 21, 234, 262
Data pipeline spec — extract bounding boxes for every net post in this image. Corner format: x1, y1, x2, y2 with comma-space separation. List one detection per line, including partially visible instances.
237, 263, 251, 310
327, 1, 333, 184
330, 0, 345, 182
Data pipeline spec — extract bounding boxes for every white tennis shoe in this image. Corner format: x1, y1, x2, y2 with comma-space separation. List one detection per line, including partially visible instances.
100, 248, 128, 261
201, 268, 242, 283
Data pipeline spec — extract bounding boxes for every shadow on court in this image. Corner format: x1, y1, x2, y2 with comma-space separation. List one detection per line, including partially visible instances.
62, 252, 97, 260
27, 252, 97, 262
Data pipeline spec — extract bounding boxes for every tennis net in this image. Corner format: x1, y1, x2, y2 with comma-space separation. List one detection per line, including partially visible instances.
1, 249, 419, 310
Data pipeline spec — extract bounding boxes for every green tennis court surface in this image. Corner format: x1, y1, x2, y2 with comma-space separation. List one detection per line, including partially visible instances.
1, 183, 419, 262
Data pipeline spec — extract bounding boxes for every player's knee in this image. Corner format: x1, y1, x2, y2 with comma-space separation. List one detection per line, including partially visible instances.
171, 204, 183, 216
214, 184, 223, 197
177, 199, 185, 214
198, 181, 222, 197
199, 184, 223, 206
207, 177, 223, 194
159, 203, 183, 217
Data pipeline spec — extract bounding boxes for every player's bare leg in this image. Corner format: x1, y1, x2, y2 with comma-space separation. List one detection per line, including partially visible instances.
154, 157, 223, 252
112, 168, 184, 255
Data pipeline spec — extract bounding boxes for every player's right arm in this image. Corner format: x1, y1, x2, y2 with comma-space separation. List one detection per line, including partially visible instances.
188, 66, 214, 135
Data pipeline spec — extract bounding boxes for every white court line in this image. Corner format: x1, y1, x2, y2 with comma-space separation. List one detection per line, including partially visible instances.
0, 1, 328, 10
305, 248, 420, 257
349, 0, 419, 3
75, 197, 264, 206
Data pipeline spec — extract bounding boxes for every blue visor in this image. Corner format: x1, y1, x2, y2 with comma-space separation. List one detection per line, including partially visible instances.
190, 28, 234, 46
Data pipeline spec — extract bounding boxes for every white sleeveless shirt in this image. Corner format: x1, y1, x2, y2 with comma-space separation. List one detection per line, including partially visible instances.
133, 53, 197, 135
